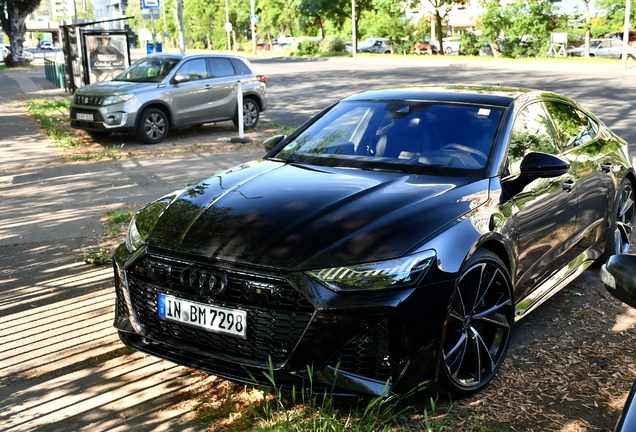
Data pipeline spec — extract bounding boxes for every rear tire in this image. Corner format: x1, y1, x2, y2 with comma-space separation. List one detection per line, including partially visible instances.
437, 249, 514, 397
232, 98, 260, 129
136, 108, 168, 144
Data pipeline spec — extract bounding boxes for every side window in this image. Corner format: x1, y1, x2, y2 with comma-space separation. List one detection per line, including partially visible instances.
543, 101, 599, 149
175, 59, 208, 81
210, 58, 235, 77
230, 58, 252, 75
507, 102, 558, 175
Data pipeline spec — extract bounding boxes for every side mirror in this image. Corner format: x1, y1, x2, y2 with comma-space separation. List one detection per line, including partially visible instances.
263, 134, 286, 152
173, 74, 188, 83
520, 152, 570, 178
601, 254, 636, 308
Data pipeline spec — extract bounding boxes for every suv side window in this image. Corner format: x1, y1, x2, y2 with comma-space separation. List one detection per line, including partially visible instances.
175, 59, 208, 82
543, 101, 598, 149
230, 58, 252, 75
210, 58, 235, 77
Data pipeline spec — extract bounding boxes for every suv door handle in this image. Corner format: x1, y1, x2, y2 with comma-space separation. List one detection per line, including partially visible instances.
562, 180, 575, 192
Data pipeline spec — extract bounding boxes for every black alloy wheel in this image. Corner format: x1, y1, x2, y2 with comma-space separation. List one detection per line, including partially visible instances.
439, 249, 514, 396
136, 107, 168, 144
606, 178, 635, 257
233, 98, 260, 129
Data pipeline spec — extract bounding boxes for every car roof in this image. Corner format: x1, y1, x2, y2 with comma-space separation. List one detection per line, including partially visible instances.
141, 52, 249, 61
340, 85, 542, 107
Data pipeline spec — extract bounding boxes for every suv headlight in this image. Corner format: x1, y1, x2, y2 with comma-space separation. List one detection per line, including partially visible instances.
102, 94, 134, 106
306, 250, 436, 292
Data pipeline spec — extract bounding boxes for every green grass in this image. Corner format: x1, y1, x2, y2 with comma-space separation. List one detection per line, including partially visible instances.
27, 99, 83, 150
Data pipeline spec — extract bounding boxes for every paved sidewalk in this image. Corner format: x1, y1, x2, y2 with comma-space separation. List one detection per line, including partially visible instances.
0, 68, 246, 431
0, 69, 65, 171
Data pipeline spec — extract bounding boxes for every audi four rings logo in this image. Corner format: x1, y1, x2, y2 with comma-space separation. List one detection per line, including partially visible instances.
180, 267, 228, 295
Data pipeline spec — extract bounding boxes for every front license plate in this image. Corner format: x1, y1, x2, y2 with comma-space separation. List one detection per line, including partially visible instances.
157, 293, 247, 338
76, 113, 94, 121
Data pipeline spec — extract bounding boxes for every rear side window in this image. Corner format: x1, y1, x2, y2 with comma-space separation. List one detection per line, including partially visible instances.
230, 58, 252, 75
543, 101, 598, 149
210, 58, 235, 77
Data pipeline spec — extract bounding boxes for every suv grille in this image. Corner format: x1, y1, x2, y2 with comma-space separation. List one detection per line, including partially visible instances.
125, 254, 315, 367
74, 94, 104, 106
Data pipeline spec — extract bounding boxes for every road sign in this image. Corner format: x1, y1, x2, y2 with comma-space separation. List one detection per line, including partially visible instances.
142, 0, 160, 9
250, 14, 258, 24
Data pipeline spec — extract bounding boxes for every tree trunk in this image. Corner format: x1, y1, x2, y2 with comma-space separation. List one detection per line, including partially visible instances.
435, 11, 444, 56
581, 0, 591, 57
8, 5, 28, 67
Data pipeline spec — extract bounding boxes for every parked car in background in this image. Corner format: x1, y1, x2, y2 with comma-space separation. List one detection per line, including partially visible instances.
412, 40, 438, 55
1, 44, 33, 63
442, 36, 461, 54
113, 84, 634, 398
358, 37, 392, 53
0, 45, 9, 61
38, 40, 53, 50
601, 254, 636, 432
70, 52, 267, 144
603, 30, 636, 45
567, 38, 636, 59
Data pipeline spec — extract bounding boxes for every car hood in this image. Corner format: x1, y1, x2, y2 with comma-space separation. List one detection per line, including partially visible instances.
144, 160, 489, 270
75, 80, 161, 95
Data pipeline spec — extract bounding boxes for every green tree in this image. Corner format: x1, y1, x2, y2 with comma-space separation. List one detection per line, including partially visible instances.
478, 0, 509, 57
0, 0, 42, 66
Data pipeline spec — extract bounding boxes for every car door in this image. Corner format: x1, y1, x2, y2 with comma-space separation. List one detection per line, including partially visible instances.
543, 100, 615, 255
501, 101, 578, 300
207, 57, 239, 120
168, 58, 214, 125
595, 40, 613, 58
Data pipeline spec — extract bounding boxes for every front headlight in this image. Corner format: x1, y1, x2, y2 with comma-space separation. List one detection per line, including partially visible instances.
102, 94, 134, 106
306, 250, 436, 292
125, 216, 144, 253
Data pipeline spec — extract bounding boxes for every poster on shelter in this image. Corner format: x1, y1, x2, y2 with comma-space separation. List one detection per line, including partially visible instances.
85, 34, 129, 84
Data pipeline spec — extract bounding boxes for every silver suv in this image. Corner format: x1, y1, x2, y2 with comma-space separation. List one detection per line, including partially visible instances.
70, 53, 268, 144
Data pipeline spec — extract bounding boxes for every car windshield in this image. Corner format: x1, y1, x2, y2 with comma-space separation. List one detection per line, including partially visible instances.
273, 100, 503, 175
114, 57, 180, 83
590, 40, 604, 49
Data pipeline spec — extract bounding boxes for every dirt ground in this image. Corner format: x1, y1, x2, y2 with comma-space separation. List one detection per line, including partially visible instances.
67, 122, 636, 431
65, 119, 278, 160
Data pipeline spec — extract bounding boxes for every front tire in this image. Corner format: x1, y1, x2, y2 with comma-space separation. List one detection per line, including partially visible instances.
232, 98, 260, 129
438, 249, 514, 397
604, 178, 635, 259
136, 107, 168, 144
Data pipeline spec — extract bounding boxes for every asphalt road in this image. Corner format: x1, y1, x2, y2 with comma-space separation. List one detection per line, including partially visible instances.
1, 56, 635, 431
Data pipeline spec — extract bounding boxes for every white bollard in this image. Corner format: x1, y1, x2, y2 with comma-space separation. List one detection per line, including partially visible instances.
237, 80, 244, 138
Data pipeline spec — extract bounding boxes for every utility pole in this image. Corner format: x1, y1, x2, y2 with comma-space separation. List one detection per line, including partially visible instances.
351, 0, 356, 58
177, 0, 186, 53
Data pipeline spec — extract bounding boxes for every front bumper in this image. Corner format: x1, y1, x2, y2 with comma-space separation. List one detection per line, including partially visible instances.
113, 244, 455, 396
70, 100, 137, 133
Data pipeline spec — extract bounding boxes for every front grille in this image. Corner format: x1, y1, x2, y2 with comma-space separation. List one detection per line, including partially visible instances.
125, 254, 314, 367
328, 320, 392, 382
74, 94, 104, 106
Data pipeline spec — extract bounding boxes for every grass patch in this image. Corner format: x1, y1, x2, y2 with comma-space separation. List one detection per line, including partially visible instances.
25, 98, 125, 161
104, 208, 135, 236
83, 248, 111, 265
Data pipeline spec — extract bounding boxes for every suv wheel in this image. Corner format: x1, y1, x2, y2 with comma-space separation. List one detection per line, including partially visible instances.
136, 108, 168, 144
233, 98, 260, 129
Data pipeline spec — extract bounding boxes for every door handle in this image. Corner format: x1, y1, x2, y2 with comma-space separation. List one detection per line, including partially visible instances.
562, 180, 575, 192
204, 84, 211, 91
601, 163, 612, 173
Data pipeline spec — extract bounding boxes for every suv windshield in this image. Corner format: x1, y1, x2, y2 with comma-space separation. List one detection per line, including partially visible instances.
115, 57, 180, 83
273, 100, 502, 175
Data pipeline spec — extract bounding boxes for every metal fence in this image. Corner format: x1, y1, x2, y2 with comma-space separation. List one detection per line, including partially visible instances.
44, 59, 66, 91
